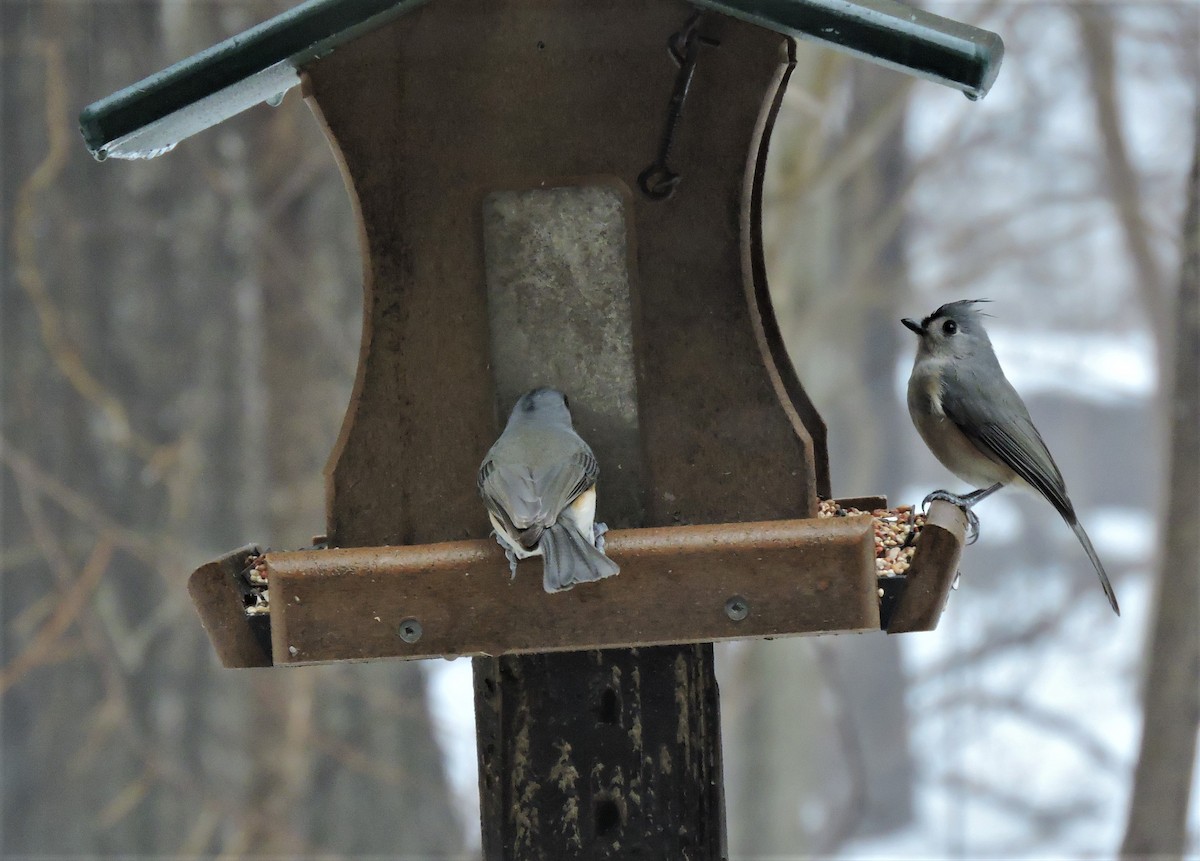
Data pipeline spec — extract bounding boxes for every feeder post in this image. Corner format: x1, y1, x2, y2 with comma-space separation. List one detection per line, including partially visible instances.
475, 647, 725, 858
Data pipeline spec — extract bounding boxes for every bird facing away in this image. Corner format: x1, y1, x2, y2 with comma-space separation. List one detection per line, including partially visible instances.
478, 387, 620, 593
902, 300, 1120, 615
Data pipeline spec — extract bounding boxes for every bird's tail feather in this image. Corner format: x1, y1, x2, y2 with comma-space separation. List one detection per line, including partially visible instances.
540, 522, 620, 593
517, 523, 544, 551
1068, 517, 1120, 616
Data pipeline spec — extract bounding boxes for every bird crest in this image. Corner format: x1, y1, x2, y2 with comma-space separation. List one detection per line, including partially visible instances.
922, 298, 992, 330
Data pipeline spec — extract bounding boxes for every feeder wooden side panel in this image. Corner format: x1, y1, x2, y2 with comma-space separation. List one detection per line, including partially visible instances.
186, 544, 271, 668
744, 40, 830, 500
266, 516, 879, 665
886, 500, 967, 634
302, 0, 826, 547
633, 9, 821, 525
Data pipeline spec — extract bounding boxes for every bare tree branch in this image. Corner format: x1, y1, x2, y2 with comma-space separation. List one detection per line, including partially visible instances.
0, 439, 194, 569
911, 596, 1073, 683
938, 772, 1101, 837
1121, 104, 1200, 861
9, 39, 170, 468
925, 692, 1123, 774
0, 533, 112, 694
1076, 6, 1169, 336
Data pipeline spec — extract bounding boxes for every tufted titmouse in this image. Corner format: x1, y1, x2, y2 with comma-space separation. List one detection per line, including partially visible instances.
478, 387, 620, 592
902, 300, 1120, 615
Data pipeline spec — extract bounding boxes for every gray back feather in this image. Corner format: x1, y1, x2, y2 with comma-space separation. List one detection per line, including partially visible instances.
478, 390, 598, 545
939, 341, 1074, 520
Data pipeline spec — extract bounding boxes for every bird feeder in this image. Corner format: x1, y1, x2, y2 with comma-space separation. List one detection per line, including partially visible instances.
82, 0, 999, 855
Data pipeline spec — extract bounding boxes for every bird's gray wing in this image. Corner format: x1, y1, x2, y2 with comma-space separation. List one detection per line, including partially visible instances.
942, 364, 1119, 615
531, 448, 598, 517
941, 365, 1074, 518
478, 458, 522, 536
479, 449, 597, 547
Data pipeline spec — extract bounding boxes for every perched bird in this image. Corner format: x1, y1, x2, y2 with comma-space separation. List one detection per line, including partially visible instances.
902, 300, 1120, 615
478, 387, 620, 592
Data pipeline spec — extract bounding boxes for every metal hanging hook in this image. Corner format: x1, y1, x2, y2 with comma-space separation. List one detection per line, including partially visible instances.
638, 12, 716, 200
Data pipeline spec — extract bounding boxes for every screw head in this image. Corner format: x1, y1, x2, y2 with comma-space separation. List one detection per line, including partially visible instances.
725, 596, 749, 622
398, 618, 423, 643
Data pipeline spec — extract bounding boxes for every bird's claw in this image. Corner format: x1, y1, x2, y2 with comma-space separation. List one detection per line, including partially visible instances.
493, 533, 520, 578
921, 488, 968, 510
921, 489, 981, 544
593, 521, 609, 553
963, 513, 980, 545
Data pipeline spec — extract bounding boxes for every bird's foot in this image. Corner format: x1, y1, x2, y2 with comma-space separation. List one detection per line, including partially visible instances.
921, 488, 972, 509
493, 533, 521, 578
921, 490, 981, 545
593, 521, 609, 553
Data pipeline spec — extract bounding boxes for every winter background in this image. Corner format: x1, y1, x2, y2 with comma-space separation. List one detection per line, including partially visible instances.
2, 1, 1196, 858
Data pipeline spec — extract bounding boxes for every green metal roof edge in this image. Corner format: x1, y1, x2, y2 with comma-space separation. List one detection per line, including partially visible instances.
79, 0, 428, 159
692, 0, 1004, 100
79, 0, 1003, 161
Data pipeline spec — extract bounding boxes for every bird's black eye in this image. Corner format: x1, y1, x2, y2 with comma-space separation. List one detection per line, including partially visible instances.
942, 319, 958, 336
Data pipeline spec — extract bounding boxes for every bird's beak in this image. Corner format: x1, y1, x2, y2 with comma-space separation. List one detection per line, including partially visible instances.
901, 318, 924, 336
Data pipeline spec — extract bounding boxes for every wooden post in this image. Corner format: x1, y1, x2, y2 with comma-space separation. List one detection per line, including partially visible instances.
475, 646, 725, 858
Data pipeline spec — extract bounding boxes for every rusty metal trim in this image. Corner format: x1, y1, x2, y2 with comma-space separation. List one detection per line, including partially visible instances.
744, 36, 830, 502
186, 544, 272, 667
186, 500, 969, 666
832, 495, 887, 512
885, 500, 968, 634
264, 516, 880, 665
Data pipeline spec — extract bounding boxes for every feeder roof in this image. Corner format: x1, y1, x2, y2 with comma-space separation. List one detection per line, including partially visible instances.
79, 0, 1003, 161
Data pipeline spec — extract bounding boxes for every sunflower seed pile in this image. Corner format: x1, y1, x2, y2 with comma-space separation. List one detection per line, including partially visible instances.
244, 554, 270, 616
817, 500, 925, 577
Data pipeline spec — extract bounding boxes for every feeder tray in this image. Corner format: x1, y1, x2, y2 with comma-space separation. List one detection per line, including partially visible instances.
187, 498, 966, 667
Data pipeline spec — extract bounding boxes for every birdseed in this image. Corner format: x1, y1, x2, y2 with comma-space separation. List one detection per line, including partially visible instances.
817, 499, 924, 577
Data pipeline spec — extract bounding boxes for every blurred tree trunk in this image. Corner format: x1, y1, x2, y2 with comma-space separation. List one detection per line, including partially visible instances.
1120, 110, 1200, 861
724, 52, 915, 857
1076, 6, 1168, 341
823, 59, 915, 841
722, 642, 855, 857
724, 48, 845, 859
1078, 8, 1198, 855
2, 2, 461, 856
